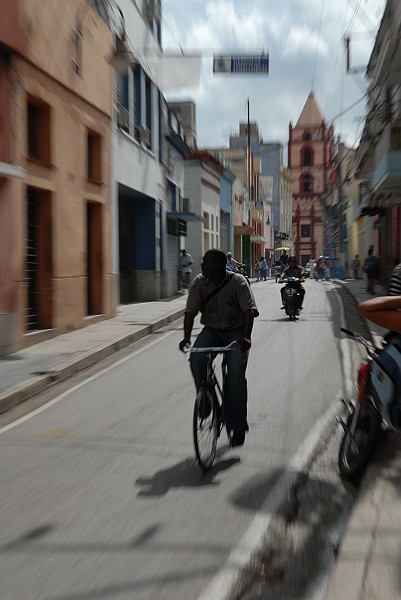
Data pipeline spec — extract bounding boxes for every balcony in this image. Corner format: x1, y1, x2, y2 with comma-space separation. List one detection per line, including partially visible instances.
371, 123, 401, 195
249, 204, 263, 222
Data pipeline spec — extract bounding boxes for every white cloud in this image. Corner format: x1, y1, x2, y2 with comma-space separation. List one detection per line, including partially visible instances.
163, 0, 386, 151
283, 25, 329, 58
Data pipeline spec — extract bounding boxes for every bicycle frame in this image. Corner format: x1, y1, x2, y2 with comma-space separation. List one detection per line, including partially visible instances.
188, 341, 238, 470
189, 342, 237, 423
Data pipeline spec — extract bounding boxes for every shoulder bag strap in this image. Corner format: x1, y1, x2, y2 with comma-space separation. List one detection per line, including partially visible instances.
200, 273, 233, 313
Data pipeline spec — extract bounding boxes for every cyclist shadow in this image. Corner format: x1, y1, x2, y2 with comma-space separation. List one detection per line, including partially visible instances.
135, 449, 240, 497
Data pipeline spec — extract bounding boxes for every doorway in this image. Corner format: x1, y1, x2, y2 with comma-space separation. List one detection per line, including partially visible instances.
87, 202, 103, 315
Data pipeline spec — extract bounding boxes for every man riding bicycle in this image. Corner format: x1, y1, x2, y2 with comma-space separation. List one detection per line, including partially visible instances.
179, 249, 258, 447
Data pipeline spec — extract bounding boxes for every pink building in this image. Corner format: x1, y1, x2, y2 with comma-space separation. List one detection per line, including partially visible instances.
289, 93, 335, 265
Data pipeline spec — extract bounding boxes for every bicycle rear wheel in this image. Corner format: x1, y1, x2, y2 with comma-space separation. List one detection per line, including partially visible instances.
193, 386, 218, 471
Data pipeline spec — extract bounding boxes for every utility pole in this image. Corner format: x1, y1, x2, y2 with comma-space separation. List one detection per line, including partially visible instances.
247, 98, 251, 204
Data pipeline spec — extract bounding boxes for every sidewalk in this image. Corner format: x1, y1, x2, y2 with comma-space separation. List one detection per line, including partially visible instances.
0, 294, 187, 415
325, 276, 401, 600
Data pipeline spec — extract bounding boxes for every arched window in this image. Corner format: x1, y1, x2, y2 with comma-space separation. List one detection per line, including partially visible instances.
300, 173, 313, 194
301, 146, 313, 166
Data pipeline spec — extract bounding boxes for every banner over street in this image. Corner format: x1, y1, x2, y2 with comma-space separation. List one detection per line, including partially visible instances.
213, 54, 269, 75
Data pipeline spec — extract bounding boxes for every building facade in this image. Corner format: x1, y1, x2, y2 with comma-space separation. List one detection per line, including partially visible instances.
355, 0, 401, 285
184, 152, 224, 277
289, 93, 335, 266
1, 0, 113, 355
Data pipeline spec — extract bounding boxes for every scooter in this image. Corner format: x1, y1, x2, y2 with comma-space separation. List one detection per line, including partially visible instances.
281, 277, 302, 320
337, 327, 401, 480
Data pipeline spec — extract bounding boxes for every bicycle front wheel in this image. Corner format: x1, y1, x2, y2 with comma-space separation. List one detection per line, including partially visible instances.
193, 386, 218, 471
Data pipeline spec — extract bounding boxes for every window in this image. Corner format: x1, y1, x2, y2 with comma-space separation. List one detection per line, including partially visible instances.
87, 130, 102, 183
145, 75, 152, 150
116, 72, 129, 133
301, 224, 311, 238
116, 67, 142, 138
203, 211, 210, 229
303, 131, 311, 141
301, 146, 312, 166
27, 97, 51, 163
301, 173, 313, 194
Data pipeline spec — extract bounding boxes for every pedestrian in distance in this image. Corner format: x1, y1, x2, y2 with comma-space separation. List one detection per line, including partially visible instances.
280, 250, 289, 270
309, 257, 316, 280
180, 249, 194, 290
364, 246, 379, 294
259, 256, 268, 281
254, 259, 260, 281
179, 249, 259, 447
352, 255, 360, 280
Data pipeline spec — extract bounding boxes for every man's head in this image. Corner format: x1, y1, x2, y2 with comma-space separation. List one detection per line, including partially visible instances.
227, 252, 232, 258
289, 256, 297, 268
182, 249, 187, 256
202, 249, 227, 280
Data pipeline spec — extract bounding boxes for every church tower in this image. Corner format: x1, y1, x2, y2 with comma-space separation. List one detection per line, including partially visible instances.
288, 92, 335, 265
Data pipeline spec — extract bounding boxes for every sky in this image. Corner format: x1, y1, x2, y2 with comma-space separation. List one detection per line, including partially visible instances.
162, 0, 386, 155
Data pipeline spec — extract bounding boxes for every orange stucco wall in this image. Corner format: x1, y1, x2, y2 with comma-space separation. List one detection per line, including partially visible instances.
1, 0, 114, 354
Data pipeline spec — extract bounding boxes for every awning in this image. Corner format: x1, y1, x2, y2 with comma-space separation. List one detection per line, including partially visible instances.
234, 225, 254, 235
166, 210, 203, 222
275, 246, 291, 251
358, 192, 387, 217
250, 235, 267, 243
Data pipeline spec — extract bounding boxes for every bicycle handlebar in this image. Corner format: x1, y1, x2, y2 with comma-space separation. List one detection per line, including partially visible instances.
185, 341, 239, 353
340, 326, 376, 355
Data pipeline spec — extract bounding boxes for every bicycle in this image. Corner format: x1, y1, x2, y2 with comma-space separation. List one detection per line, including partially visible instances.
186, 341, 238, 471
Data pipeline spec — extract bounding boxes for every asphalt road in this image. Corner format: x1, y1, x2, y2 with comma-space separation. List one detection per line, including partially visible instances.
0, 279, 345, 600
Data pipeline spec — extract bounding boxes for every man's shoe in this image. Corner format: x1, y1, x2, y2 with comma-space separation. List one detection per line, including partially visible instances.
298, 306, 303, 310
231, 431, 245, 447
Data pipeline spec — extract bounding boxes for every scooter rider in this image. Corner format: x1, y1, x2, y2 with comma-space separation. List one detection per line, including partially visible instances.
279, 256, 305, 309
227, 252, 243, 271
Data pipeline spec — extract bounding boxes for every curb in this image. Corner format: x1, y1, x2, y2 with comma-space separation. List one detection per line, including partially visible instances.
0, 307, 186, 416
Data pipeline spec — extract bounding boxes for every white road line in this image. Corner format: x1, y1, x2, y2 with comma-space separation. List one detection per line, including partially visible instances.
196, 401, 339, 600
0, 330, 176, 435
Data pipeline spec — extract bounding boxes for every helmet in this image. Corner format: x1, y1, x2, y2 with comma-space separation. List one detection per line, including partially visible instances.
227, 252, 232, 257
289, 255, 297, 261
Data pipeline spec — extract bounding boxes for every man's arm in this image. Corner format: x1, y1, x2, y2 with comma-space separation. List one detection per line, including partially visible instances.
359, 296, 401, 331
238, 310, 254, 352
179, 312, 195, 352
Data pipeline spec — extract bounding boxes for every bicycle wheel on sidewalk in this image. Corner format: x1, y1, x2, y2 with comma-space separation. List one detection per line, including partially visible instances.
193, 386, 219, 470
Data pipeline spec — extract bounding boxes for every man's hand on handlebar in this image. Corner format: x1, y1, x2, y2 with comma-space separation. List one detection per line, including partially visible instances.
179, 339, 191, 353
238, 337, 251, 352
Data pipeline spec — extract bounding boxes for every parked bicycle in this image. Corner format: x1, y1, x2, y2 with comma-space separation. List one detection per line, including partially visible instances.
186, 341, 238, 471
